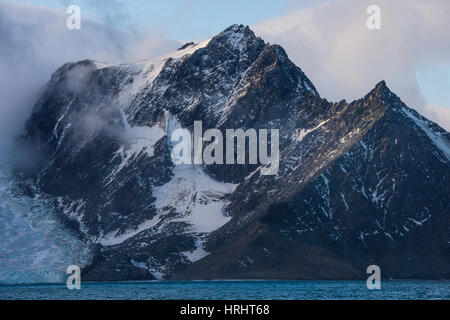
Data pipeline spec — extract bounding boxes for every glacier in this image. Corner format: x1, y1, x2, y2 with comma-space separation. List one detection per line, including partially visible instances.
0, 166, 91, 284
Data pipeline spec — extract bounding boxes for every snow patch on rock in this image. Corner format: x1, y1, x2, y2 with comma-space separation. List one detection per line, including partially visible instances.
402, 107, 450, 162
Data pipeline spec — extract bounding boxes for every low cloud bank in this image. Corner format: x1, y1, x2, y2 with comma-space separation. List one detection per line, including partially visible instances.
0, 2, 179, 157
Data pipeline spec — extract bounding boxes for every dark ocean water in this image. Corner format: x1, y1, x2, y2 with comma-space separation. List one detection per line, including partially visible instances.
0, 281, 449, 300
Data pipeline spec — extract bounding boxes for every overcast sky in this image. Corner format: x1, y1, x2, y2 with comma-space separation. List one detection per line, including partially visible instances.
1, 0, 449, 143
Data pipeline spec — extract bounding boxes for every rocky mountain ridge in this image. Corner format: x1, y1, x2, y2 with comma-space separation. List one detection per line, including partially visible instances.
17, 25, 450, 281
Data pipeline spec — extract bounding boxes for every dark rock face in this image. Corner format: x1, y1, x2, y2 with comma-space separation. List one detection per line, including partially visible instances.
183, 82, 450, 280
18, 25, 450, 281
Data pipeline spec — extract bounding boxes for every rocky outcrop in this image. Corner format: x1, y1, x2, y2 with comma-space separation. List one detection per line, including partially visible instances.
18, 25, 450, 280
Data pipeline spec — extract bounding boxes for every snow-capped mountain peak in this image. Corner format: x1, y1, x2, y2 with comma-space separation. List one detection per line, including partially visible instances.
13, 25, 450, 282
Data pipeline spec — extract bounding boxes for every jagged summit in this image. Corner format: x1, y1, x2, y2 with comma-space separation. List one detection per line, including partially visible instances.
221, 24, 255, 38
178, 42, 196, 50
353, 80, 402, 111
370, 80, 397, 99
206, 24, 265, 54
226, 24, 250, 32
376, 79, 387, 88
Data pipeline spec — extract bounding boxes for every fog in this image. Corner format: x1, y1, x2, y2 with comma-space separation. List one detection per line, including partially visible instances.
0, 2, 179, 160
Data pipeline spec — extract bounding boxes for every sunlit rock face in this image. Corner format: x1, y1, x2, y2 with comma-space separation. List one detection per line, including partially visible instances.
11, 25, 450, 282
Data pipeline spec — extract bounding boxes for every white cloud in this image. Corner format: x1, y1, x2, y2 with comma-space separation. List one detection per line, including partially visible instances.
420, 105, 450, 132
0, 2, 178, 154
253, 0, 450, 131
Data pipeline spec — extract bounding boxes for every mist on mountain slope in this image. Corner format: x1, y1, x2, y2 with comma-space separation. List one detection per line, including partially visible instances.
0, 2, 179, 160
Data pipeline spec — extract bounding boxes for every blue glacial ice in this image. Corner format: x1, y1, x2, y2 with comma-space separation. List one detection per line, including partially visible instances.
0, 167, 91, 284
